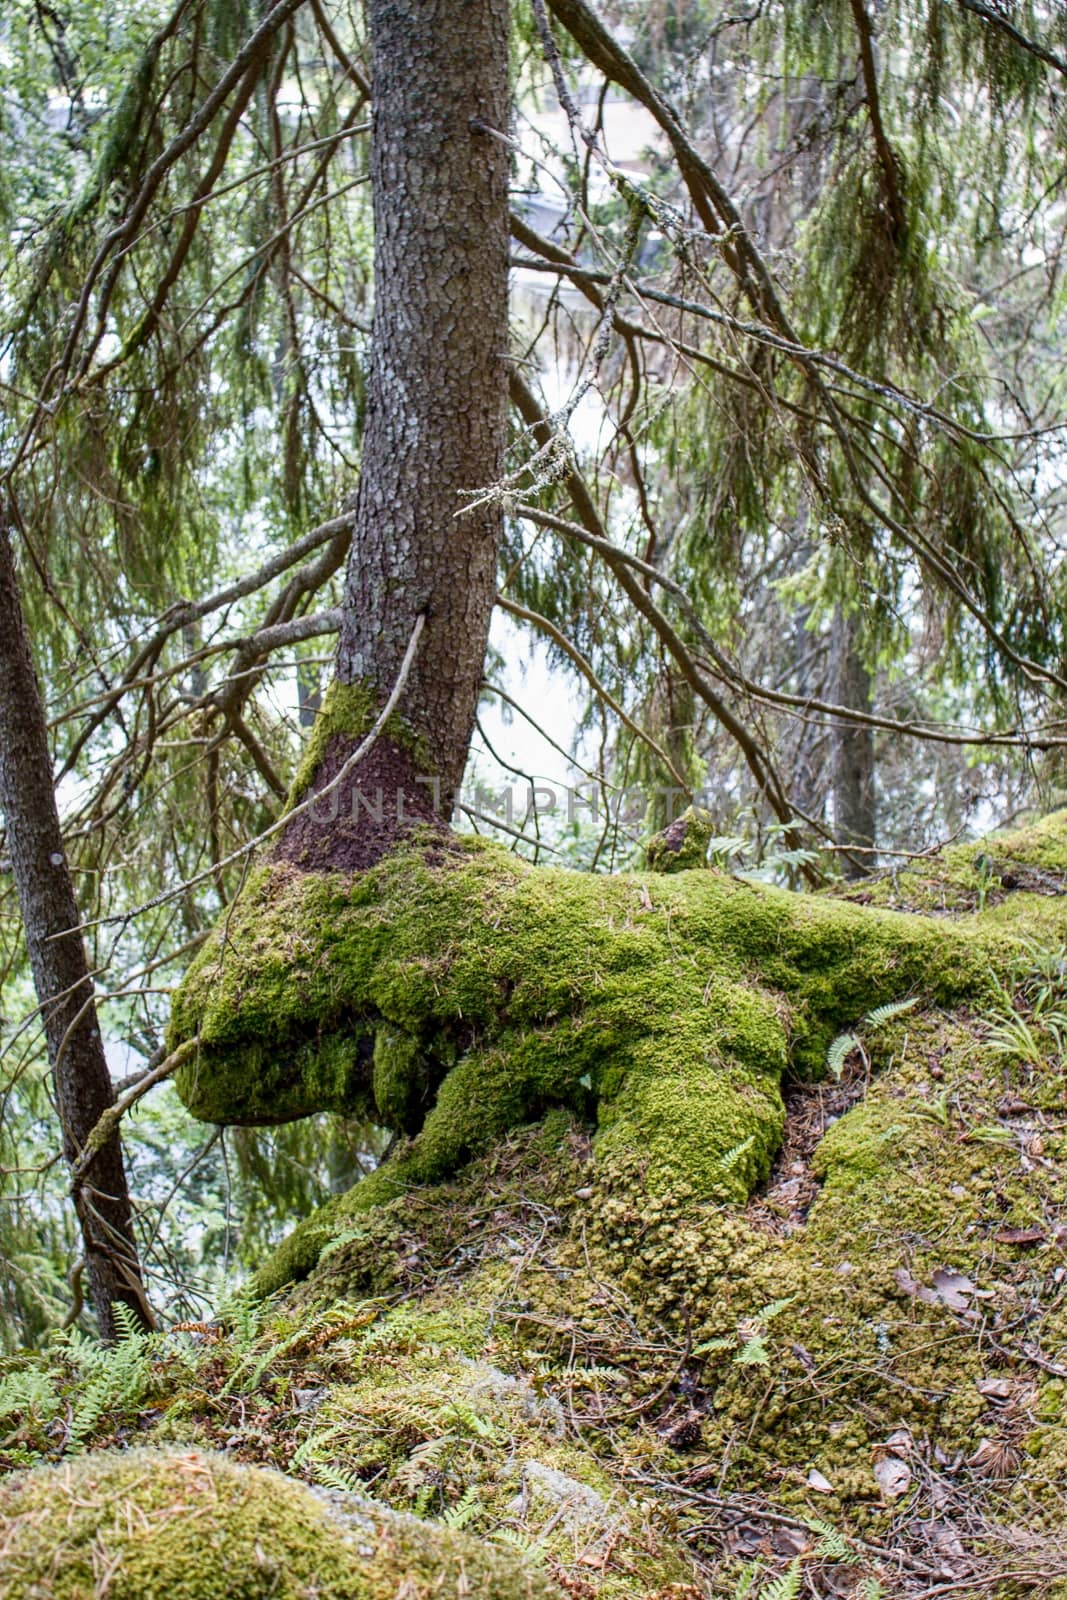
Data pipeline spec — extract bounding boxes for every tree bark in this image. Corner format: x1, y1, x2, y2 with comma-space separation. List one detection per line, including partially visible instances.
832, 606, 876, 879
331, 0, 510, 825
0, 526, 151, 1338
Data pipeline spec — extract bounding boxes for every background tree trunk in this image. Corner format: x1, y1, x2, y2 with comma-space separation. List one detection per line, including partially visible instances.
333, 0, 510, 818
832, 606, 876, 879
0, 527, 150, 1338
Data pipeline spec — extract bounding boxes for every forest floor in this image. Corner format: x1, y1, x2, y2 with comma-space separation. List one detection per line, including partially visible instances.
3, 825, 1067, 1599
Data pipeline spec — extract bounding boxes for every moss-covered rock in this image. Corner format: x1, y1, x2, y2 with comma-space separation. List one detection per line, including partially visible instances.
0, 1446, 562, 1599
169, 824, 1012, 1291
645, 805, 716, 872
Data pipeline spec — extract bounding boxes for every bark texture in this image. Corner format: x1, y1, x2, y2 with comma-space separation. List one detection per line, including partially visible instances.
334, 0, 510, 817
0, 528, 150, 1337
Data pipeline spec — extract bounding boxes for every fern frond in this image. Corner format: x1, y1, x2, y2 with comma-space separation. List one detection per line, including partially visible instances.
805, 1516, 850, 1558
441, 1485, 481, 1530
862, 997, 920, 1030
761, 1559, 802, 1600
312, 1461, 363, 1494
754, 1296, 795, 1325
494, 1527, 545, 1564
716, 1135, 756, 1173
826, 1032, 858, 1079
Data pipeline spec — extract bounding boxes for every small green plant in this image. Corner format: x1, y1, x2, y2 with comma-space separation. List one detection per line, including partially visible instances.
440, 1484, 482, 1530
0, 1300, 164, 1466
974, 853, 998, 912
695, 1296, 796, 1369
733, 1557, 802, 1600
804, 1517, 851, 1559
981, 944, 1067, 1066
826, 997, 920, 1079
493, 1526, 547, 1564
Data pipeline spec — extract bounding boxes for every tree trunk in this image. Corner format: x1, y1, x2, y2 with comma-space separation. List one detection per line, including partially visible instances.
832, 606, 876, 879
281, 0, 510, 873
0, 526, 151, 1338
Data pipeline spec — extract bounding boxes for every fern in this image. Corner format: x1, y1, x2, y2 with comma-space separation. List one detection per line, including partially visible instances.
733, 1560, 802, 1600
805, 1516, 851, 1559
494, 1527, 546, 1564
826, 1032, 858, 1079
761, 1560, 802, 1600
693, 1334, 735, 1357
440, 1485, 482, 1530
312, 1461, 364, 1494
735, 1334, 770, 1367
863, 997, 920, 1030
733, 1565, 758, 1600
0, 1366, 61, 1428
753, 1296, 795, 1325
444, 1398, 499, 1441
828, 996, 920, 1078
716, 1135, 756, 1174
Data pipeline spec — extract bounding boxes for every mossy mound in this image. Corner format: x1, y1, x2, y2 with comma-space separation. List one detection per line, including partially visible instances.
835, 808, 1067, 923
0, 1446, 562, 1600
271, 991, 1067, 1592
4, 973, 1067, 1597
169, 824, 1009, 1290
295, 1345, 692, 1596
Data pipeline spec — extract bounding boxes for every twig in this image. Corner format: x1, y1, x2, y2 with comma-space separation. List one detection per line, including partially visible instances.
56, 611, 427, 936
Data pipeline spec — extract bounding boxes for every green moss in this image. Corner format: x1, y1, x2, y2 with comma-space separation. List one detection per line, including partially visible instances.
834, 807, 1067, 923
0, 1447, 562, 1599
372, 1028, 430, 1131
169, 824, 1017, 1290
286, 680, 424, 806
646, 805, 716, 871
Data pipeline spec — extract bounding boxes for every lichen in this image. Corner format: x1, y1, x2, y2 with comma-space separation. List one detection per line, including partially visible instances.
0, 1446, 562, 1599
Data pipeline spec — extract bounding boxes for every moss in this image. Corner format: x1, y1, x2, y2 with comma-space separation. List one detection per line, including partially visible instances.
170, 827, 1009, 1292
834, 807, 1067, 922
286, 680, 425, 806
11, 980, 1067, 1595
372, 1028, 431, 1132
574, 1004, 1067, 1531
646, 805, 716, 871
0, 1447, 562, 1599
288, 989, 1065, 1555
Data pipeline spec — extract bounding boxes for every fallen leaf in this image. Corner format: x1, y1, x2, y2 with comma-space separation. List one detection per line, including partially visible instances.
772, 1527, 810, 1558
895, 1266, 938, 1306
806, 1468, 834, 1494
873, 1455, 912, 1500
969, 1437, 1021, 1478
976, 1378, 1015, 1401
993, 1226, 1046, 1246
931, 1267, 982, 1313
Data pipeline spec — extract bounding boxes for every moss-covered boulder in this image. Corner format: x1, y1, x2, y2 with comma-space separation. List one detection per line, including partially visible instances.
645, 805, 717, 872
168, 821, 1014, 1291
0, 1447, 562, 1600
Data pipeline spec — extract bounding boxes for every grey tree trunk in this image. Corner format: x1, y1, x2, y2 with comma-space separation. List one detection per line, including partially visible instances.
0, 526, 151, 1339
832, 606, 876, 879
321, 0, 509, 853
